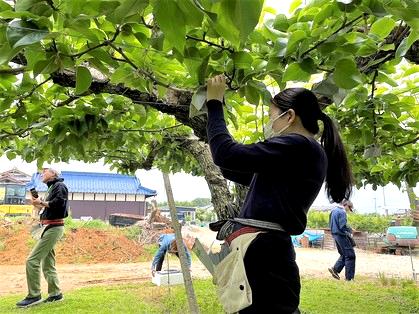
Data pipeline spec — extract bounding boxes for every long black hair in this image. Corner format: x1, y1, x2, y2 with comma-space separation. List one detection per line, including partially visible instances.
272, 88, 353, 202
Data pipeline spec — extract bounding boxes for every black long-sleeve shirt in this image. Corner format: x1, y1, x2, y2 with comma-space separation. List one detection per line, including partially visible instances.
207, 100, 327, 235
40, 178, 69, 220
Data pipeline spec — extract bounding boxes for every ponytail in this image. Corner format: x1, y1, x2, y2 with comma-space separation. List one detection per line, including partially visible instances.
319, 112, 353, 202
272, 88, 353, 203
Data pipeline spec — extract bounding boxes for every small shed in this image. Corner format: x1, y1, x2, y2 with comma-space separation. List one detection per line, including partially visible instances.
160, 206, 196, 222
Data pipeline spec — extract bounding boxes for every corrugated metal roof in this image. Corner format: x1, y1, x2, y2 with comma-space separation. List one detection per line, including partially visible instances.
161, 206, 196, 213
26, 171, 157, 197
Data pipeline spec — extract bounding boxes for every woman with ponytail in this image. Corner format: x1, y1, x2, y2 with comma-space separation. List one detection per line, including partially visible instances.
205, 75, 353, 313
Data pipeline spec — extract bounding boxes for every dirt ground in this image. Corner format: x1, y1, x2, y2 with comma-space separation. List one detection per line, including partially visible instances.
0, 248, 417, 296
0, 225, 417, 297
0, 224, 148, 265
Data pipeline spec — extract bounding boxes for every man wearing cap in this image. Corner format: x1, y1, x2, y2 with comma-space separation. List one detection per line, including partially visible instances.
328, 199, 356, 281
16, 167, 69, 308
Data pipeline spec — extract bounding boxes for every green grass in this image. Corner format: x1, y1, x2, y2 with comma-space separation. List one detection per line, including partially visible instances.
0, 278, 417, 314
0, 280, 222, 314
121, 225, 142, 241
64, 217, 111, 230
300, 277, 418, 314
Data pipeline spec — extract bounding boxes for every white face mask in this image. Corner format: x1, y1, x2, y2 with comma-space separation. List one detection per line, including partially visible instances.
264, 110, 290, 139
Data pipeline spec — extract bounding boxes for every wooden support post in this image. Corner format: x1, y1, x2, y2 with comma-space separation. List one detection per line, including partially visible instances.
162, 172, 200, 314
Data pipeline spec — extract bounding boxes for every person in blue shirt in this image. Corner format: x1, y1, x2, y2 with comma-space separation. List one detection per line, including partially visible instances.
151, 233, 192, 276
328, 200, 356, 281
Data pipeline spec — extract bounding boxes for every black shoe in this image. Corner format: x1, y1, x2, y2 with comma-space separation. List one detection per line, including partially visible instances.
44, 293, 64, 303
16, 295, 42, 308
328, 267, 340, 280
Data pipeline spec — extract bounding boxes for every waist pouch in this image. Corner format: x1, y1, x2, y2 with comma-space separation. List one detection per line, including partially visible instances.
30, 224, 47, 241
214, 231, 265, 313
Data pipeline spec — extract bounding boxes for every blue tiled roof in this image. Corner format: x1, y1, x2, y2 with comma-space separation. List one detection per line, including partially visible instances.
26, 171, 157, 197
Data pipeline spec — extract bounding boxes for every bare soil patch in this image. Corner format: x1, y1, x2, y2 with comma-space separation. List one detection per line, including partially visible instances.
0, 225, 149, 265
0, 224, 417, 297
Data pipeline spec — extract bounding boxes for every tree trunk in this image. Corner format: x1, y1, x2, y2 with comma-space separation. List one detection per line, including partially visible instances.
233, 183, 249, 209
162, 173, 200, 314
404, 182, 418, 227
181, 139, 233, 220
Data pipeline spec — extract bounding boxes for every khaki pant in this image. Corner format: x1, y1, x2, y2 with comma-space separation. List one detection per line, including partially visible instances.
26, 226, 64, 297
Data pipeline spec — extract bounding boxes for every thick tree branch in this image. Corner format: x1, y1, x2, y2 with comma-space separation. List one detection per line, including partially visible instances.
370, 70, 378, 138
121, 124, 183, 133
393, 135, 419, 148
0, 67, 27, 75
301, 15, 365, 58
51, 72, 209, 140
357, 25, 417, 74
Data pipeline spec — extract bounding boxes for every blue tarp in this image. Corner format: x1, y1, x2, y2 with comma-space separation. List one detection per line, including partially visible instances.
292, 230, 324, 247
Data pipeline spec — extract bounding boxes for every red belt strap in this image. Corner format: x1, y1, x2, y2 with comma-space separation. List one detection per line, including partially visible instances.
226, 226, 261, 245
41, 219, 64, 225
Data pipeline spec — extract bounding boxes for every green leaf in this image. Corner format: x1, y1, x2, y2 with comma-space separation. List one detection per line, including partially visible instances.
273, 14, 289, 32
154, 0, 185, 52
0, 1, 12, 11
177, 0, 204, 27
110, 65, 133, 85
313, 4, 335, 25
192, 0, 217, 21
403, 65, 419, 77
6, 151, 16, 160
333, 58, 363, 89
197, 55, 210, 85
395, 30, 419, 59
210, 2, 239, 47
367, 0, 387, 17
245, 114, 257, 124
87, 48, 119, 69
369, 17, 395, 40
356, 40, 377, 56
15, 0, 37, 11
289, 0, 302, 14
24, 48, 45, 68
150, 30, 164, 51
6, 19, 48, 48
312, 77, 339, 97
245, 81, 260, 105
282, 62, 311, 82
109, 0, 148, 24
222, 0, 264, 43
285, 30, 306, 56
15, 117, 28, 129
33, 58, 59, 77
377, 72, 398, 87
379, 43, 394, 51
232, 51, 253, 69
0, 44, 21, 65
75, 66, 92, 95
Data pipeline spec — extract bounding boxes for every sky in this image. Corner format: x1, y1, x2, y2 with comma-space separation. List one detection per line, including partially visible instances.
0, 156, 416, 214
0, 0, 417, 213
